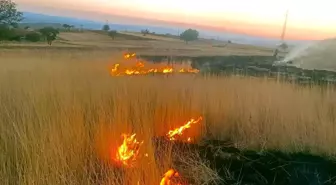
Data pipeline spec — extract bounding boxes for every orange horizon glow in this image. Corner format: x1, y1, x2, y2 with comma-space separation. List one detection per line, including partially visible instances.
16, 0, 336, 40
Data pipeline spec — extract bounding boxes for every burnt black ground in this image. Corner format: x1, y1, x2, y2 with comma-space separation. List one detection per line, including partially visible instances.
152, 136, 336, 185
139, 55, 336, 85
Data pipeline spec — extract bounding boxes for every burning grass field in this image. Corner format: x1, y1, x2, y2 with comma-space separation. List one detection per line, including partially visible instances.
1, 49, 336, 185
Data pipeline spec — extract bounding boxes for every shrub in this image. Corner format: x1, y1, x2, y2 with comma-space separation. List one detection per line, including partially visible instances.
0, 25, 12, 40
25, 32, 41, 42
8, 35, 21, 41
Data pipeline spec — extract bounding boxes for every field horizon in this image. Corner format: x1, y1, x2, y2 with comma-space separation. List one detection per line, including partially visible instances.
0, 30, 275, 57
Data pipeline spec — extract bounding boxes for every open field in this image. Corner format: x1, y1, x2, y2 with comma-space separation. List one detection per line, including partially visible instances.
1, 49, 336, 184
0, 31, 274, 57
118, 31, 181, 41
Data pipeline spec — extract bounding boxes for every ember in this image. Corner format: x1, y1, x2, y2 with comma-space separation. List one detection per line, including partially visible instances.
115, 134, 143, 167
167, 117, 203, 142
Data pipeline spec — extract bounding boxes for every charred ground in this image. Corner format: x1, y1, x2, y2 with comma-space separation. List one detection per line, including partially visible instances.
153, 137, 336, 185
139, 55, 336, 85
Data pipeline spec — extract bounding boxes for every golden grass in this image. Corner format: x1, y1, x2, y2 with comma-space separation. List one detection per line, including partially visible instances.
118, 31, 181, 42
0, 49, 336, 184
59, 31, 113, 42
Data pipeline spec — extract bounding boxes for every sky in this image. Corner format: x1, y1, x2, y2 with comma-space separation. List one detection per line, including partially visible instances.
16, 0, 336, 40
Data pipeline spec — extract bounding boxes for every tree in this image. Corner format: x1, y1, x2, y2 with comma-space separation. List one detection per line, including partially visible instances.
0, 0, 23, 26
69, 25, 75, 31
108, 30, 117, 40
102, 24, 110, 31
180, 29, 199, 44
62, 24, 70, 31
141, 29, 149, 36
62, 24, 75, 31
38, 27, 59, 45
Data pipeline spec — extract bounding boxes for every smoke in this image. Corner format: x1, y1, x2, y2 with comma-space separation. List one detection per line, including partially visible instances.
273, 38, 336, 71
283, 43, 313, 63
273, 41, 317, 66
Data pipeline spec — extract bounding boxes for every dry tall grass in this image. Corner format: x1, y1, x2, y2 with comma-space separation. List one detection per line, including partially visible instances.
0, 50, 336, 185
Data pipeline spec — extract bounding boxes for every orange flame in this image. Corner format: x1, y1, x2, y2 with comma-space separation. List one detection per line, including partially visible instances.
163, 67, 173, 73
179, 68, 200, 73
110, 52, 199, 76
115, 134, 143, 167
160, 169, 182, 185
111, 63, 176, 76
111, 63, 120, 73
167, 117, 203, 142
136, 61, 145, 68
124, 52, 136, 59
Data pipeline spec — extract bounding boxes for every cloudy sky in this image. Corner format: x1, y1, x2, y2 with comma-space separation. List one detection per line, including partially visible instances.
16, 0, 336, 40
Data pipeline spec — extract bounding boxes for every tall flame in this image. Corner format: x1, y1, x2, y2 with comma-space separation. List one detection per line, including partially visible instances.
115, 134, 143, 167
167, 117, 203, 142
160, 169, 182, 185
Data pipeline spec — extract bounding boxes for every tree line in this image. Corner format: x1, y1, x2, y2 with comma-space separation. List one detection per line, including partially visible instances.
0, 0, 60, 44
101, 24, 200, 44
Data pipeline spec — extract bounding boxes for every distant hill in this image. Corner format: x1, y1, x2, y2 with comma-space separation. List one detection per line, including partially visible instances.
21, 12, 181, 33
20, 12, 311, 48
21, 12, 104, 30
